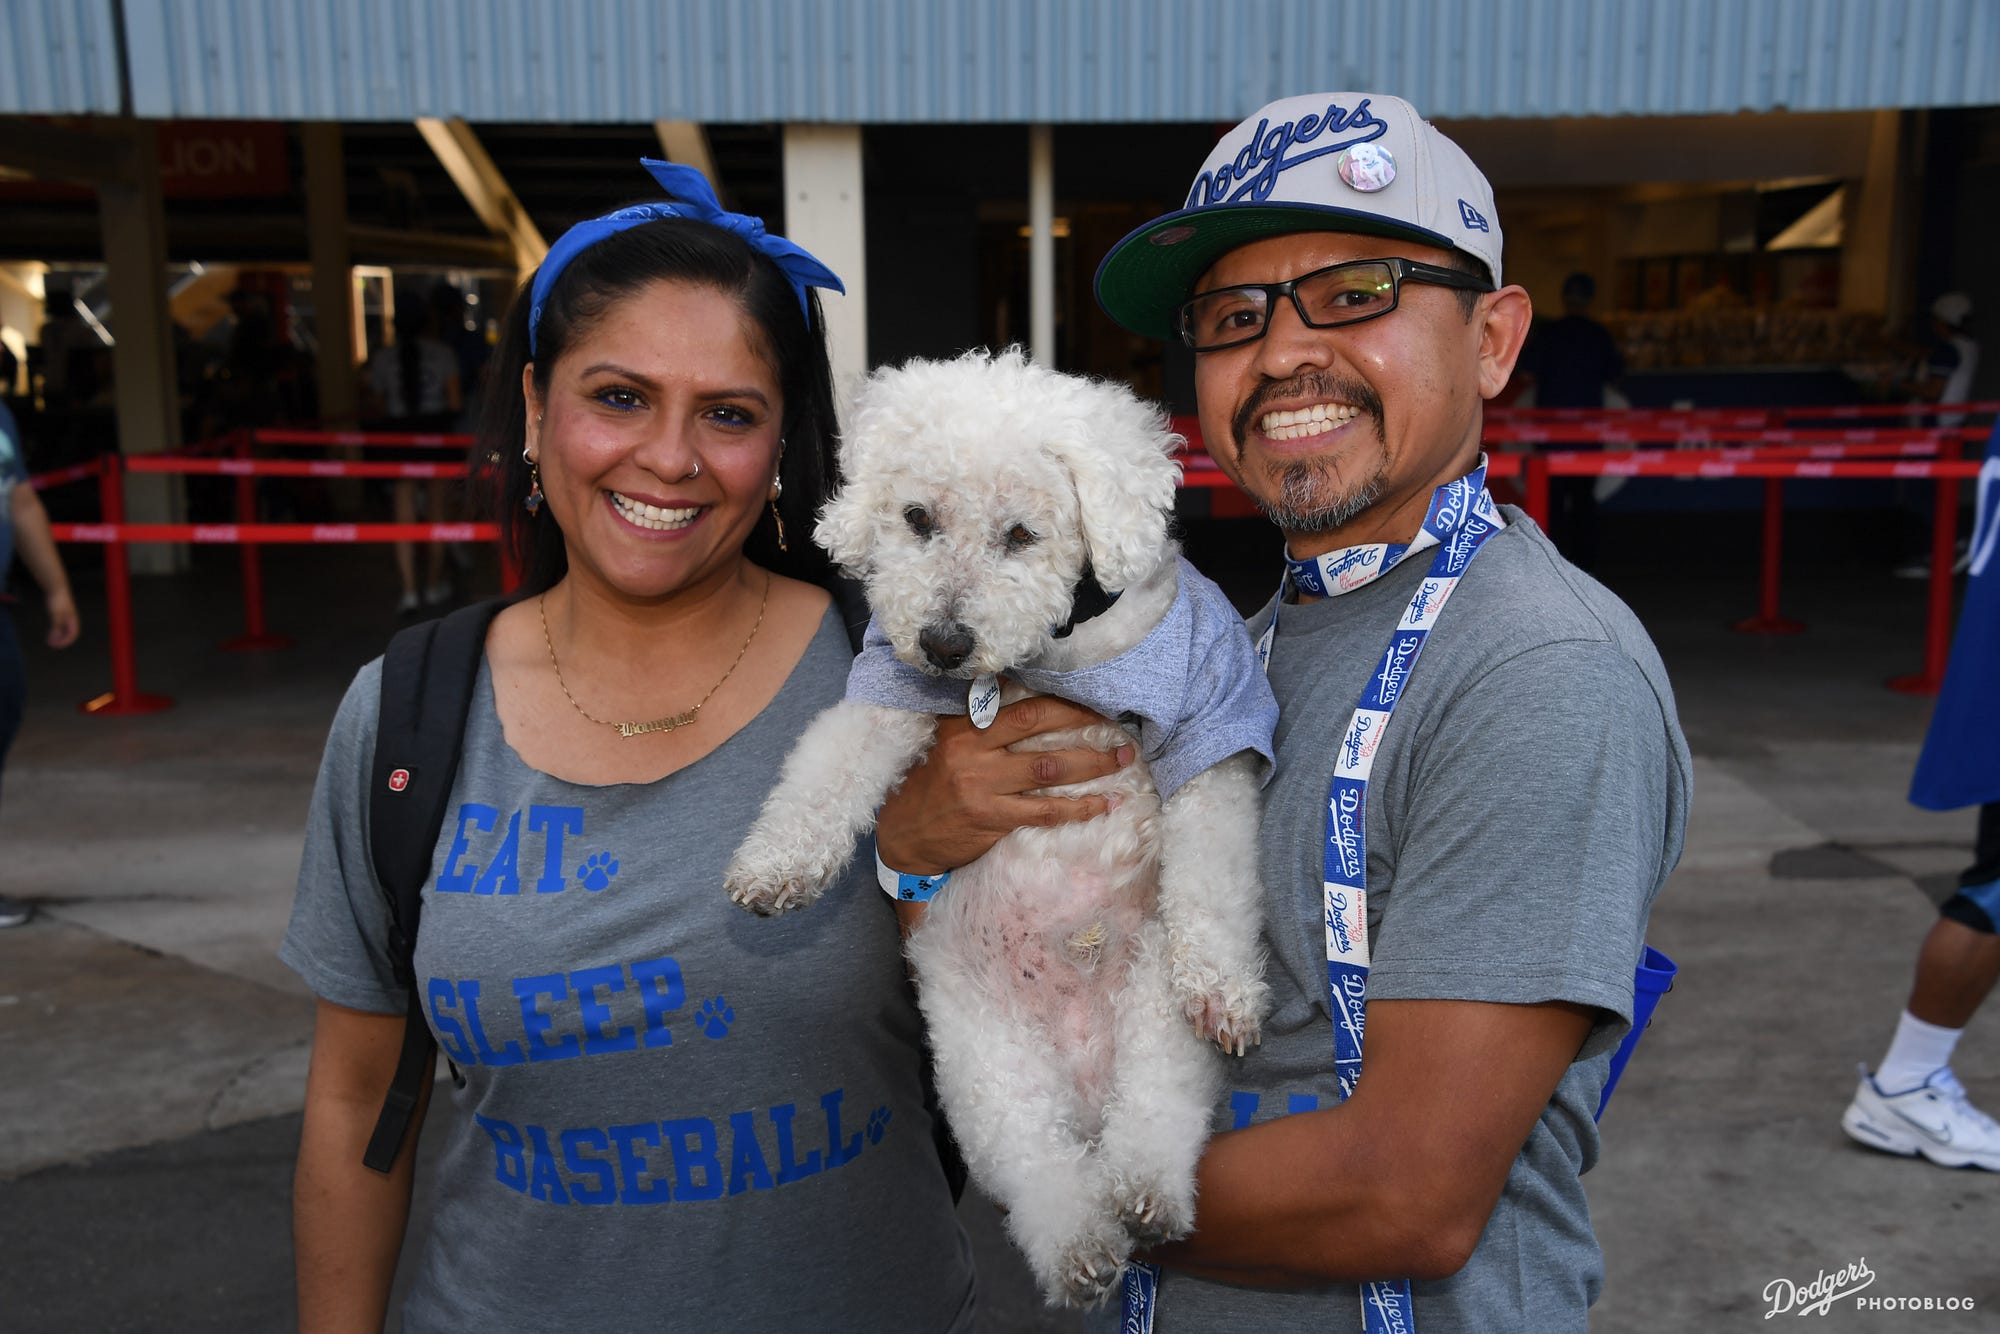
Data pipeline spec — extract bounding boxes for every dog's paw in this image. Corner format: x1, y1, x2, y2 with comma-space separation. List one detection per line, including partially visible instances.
723, 847, 831, 917
1180, 972, 1270, 1057
1047, 1226, 1133, 1309
1109, 1174, 1195, 1247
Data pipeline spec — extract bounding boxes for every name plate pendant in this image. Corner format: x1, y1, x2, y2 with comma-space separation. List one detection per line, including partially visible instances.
618, 711, 697, 738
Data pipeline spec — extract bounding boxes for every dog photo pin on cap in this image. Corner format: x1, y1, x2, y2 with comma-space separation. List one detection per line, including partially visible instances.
1338, 143, 1396, 192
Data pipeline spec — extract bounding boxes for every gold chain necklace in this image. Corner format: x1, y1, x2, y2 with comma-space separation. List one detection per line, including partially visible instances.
540, 574, 770, 738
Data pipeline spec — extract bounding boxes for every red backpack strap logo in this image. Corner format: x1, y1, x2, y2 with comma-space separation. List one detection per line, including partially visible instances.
388, 767, 411, 793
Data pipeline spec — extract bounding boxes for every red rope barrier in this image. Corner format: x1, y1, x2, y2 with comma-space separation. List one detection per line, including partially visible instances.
1730, 478, 1807, 636
51, 522, 500, 544
1889, 477, 1962, 696
250, 428, 474, 450
1481, 425, 1953, 445
1541, 457, 1980, 479
27, 455, 110, 491
127, 456, 472, 478
78, 459, 173, 718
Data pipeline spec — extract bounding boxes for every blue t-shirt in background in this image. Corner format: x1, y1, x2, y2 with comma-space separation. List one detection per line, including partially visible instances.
0, 400, 24, 575
1525, 315, 1625, 410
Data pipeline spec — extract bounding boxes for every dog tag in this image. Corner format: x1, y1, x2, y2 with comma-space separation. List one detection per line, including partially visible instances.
967, 674, 1002, 729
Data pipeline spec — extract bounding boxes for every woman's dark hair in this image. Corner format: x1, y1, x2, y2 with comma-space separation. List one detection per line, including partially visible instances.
477, 218, 840, 597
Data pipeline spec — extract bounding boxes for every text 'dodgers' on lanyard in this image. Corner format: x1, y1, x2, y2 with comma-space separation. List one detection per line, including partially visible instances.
1290, 462, 1508, 1334
1124, 461, 1503, 1334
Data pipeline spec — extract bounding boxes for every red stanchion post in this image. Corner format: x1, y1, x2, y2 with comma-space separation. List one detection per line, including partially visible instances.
1731, 477, 1806, 635
1524, 452, 1550, 529
80, 456, 173, 717
221, 430, 293, 652
1888, 476, 1959, 696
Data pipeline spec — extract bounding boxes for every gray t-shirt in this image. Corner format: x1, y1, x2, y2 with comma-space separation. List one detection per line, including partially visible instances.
1152, 509, 1691, 1334
282, 608, 976, 1334
843, 556, 1278, 798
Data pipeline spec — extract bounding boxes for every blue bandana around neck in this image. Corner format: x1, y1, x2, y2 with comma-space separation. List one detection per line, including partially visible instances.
528, 158, 845, 353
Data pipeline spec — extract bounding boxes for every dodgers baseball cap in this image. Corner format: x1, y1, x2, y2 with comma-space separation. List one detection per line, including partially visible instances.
1095, 92, 1504, 339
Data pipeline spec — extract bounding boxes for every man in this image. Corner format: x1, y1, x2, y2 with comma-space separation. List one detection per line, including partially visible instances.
0, 397, 81, 927
1520, 273, 1625, 564
1084, 92, 1691, 1329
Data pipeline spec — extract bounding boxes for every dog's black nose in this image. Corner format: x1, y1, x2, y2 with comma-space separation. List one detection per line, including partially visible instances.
919, 622, 976, 671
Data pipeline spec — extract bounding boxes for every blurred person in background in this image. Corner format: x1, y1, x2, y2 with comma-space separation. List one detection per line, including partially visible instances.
1895, 291, 1979, 578
0, 396, 81, 928
361, 298, 461, 616
1518, 271, 1625, 568
1845, 418, 2000, 1171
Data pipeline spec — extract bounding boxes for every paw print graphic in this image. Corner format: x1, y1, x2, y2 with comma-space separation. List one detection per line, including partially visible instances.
575, 853, 620, 891
694, 996, 734, 1039
866, 1106, 892, 1146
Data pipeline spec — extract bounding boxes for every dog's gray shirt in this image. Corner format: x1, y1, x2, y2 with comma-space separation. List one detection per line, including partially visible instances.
843, 555, 1277, 798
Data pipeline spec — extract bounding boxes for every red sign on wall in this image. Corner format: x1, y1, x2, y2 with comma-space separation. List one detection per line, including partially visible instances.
0, 120, 290, 201
156, 121, 289, 198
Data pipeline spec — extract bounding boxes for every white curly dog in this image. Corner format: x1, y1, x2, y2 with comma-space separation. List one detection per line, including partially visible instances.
725, 348, 1271, 1307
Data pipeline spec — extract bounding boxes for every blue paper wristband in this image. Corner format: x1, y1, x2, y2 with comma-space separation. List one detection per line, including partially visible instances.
875, 848, 951, 902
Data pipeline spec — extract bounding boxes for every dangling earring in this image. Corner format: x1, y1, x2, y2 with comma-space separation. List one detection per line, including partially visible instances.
769, 471, 786, 551
523, 445, 544, 516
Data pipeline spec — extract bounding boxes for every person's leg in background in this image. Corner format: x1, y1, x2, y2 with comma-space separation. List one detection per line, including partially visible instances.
390, 478, 421, 615
0, 605, 31, 927
1843, 802, 2000, 1169
423, 476, 452, 606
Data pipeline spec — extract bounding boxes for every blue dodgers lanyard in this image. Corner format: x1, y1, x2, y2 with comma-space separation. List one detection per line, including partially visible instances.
1311, 465, 1502, 1334
1123, 464, 1503, 1334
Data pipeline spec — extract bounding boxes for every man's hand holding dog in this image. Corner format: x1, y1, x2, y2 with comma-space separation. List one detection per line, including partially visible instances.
875, 693, 1133, 875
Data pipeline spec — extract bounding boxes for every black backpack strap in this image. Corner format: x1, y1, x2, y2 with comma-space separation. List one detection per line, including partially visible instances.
362, 599, 506, 1172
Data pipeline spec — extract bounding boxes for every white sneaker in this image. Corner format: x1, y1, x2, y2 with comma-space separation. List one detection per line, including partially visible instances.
395, 590, 422, 617
1842, 1065, 2000, 1170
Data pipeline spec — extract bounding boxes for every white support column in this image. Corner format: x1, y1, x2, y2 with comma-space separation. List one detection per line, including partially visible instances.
98, 122, 186, 575
1029, 124, 1055, 367
303, 124, 358, 426
780, 125, 868, 405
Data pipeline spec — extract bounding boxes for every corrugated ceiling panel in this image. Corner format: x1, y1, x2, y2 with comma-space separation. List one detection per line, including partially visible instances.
0, 0, 123, 114
71, 0, 2000, 123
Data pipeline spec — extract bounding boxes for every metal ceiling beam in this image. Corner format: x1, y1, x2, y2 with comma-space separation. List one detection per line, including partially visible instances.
655, 120, 726, 203
414, 117, 547, 273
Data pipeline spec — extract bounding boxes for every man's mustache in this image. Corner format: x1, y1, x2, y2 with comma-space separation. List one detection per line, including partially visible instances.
1231, 373, 1385, 449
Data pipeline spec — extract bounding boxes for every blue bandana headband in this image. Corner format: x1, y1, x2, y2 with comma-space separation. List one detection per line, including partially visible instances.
527, 158, 845, 354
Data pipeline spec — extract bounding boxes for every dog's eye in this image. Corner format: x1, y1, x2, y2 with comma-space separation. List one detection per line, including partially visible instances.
904, 506, 936, 539
1005, 524, 1038, 551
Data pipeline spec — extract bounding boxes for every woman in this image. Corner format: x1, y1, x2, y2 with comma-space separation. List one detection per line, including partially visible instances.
284, 163, 1043, 1332
362, 300, 462, 615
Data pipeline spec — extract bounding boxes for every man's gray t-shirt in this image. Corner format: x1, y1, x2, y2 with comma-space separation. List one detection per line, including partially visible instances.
282, 608, 976, 1334
1154, 509, 1691, 1334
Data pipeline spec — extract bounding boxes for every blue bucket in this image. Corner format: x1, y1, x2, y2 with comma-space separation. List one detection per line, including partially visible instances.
1596, 945, 1676, 1121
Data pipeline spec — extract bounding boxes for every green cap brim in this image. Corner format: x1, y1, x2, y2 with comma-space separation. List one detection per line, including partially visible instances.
1093, 202, 1462, 341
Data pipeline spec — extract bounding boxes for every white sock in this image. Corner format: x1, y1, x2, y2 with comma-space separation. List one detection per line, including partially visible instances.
1876, 1010, 1962, 1093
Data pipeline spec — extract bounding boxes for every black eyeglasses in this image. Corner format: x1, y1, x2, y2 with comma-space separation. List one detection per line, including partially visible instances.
1177, 257, 1495, 352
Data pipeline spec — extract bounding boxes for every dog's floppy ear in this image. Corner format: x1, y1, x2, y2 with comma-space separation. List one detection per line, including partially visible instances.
814, 475, 879, 577
812, 364, 898, 576
1047, 379, 1183, 591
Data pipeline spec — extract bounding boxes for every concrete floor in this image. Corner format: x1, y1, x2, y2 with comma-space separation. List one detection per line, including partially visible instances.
1, 512, 1995, 1332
